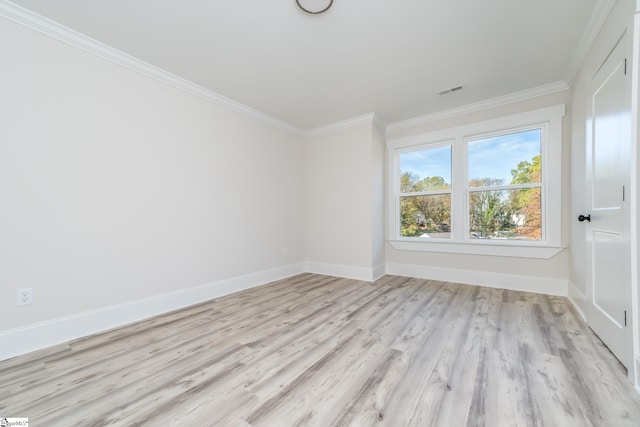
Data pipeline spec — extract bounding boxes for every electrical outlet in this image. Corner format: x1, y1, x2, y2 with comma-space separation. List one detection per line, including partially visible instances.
17, 288, 32, 306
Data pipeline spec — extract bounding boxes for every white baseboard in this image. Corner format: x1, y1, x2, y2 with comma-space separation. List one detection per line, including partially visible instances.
567, 280, 588, 321
385, 262, 568, 296
304, 261, 380, 282
0, 262, 305, 361
372, 263, 386, 281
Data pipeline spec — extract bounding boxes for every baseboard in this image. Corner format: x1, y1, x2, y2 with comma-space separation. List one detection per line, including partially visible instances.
372, 263, 386, 281
385, 262, 568, 296
0, 262, 305, 361
567, 280, 588, 321
304, 261, 381, 282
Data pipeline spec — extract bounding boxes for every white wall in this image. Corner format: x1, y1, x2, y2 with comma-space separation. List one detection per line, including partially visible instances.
304, 120, 385, 281
0, 17, 305, 346
372, 121, 386, 271
385, 91, 572, 293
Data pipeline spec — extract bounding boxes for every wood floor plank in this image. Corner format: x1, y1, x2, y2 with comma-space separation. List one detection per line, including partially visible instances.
468, 346, 537, 427
519, 346, 593, 427
381, 284, 476, 426
2, 273, 640, 426
239, 280, 389, 366
329, 348, 409, 427
390, 281, 458, 352
264, 281, 441, 426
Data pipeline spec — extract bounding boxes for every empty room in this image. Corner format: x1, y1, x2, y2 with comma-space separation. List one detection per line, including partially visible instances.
2, 0, 640, 425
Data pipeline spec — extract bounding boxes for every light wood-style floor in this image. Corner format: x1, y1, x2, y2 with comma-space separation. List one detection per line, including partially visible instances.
2, 274, 640, 426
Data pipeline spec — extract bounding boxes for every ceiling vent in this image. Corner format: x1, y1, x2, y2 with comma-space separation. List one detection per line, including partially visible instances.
437, 85, 464, 95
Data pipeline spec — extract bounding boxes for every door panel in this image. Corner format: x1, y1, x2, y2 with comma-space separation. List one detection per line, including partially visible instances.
586, 36, 632, 369
593, 50, 626, 211
593, 231, 626, 327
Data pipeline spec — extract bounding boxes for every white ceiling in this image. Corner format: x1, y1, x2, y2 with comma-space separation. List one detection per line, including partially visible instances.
9, 0, 604, 130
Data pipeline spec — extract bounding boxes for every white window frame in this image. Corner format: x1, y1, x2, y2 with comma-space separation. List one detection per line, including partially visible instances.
387, 105, 565, 259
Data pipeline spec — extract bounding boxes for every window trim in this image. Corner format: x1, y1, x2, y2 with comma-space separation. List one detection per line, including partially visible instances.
387, 105, 565, 259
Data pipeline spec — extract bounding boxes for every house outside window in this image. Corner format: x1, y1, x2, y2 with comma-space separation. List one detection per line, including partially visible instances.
387, 105, 565, 259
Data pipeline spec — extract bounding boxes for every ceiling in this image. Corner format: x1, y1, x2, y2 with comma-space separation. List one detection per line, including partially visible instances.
8, 0, 604, 130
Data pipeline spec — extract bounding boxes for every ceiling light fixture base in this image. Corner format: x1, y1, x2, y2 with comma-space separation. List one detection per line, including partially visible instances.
296, 0, 333, 15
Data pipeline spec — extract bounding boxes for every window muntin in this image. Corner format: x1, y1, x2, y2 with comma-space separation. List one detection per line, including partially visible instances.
467, 128, 543, 241
399, 145, 452, 238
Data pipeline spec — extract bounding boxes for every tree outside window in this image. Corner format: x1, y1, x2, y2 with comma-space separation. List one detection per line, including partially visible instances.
468, 128, 542, 241
399, 144, 452, 238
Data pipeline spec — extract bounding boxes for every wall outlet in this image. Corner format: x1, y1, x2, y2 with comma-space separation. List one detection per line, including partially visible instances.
17, 288, 32, 306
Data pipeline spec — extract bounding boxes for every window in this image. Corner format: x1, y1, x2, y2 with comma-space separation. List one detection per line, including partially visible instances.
399, 144, 452, 238
467, 128, 542, 241
387, 105, 565, 259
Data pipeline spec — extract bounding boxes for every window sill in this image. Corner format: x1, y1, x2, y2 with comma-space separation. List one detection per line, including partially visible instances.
388, 240, 565, 259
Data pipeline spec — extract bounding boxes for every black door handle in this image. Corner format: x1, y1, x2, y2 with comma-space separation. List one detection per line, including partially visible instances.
578, 214, 591, 222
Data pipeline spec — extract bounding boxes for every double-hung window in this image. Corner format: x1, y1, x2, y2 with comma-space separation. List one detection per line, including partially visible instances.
388, 105, 564, 259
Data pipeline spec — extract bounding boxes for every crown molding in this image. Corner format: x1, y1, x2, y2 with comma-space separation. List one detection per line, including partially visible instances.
386, 81, 570, 133
0, 0, 303, 136
371, 113, 387, 132
303, 112, 378, 138
564, 0, 618, 85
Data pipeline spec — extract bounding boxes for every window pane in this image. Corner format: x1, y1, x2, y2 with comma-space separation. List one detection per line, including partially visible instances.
400, 145, 451, 192
468, 129, 541, 187
400, 194, 451, 238
469, 188, 541, 240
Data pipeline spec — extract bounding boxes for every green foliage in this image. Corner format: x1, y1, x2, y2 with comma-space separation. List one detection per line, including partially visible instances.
508, 155, 542, 239
468, 178, 515, 237
400, 172, 450, 237
511, 154, 541, 184
468, 154, 542, 240
400, 172, 448, 192
399, 154, 542, 240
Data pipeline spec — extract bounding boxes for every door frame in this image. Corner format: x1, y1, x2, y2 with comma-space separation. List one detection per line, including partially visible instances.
631, 1, 640, 392
584, 30, 633, 372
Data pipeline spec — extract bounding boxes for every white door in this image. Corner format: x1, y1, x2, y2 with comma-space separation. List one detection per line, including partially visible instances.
585, 35, 633, 369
